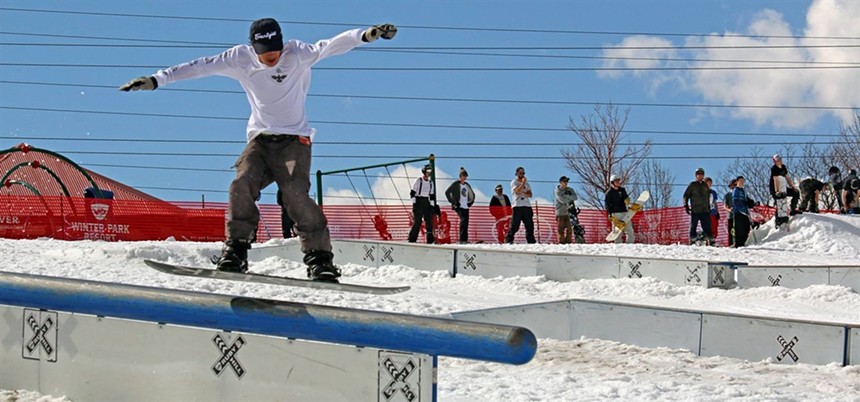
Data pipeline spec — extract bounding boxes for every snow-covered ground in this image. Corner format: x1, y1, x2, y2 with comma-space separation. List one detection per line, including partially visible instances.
2, 213, 859, 401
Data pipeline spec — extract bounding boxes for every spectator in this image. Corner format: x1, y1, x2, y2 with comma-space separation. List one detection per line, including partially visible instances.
732, 176, 757, 248
505, 166, 536, 244
408, 164, 440, 243
769, 154, 800, 215
445, 167, 476, 244
705, 177, 720, 241
798, 177, 825, 213
828, 166, 844, 212
683, 168, 714, 245
843, 169, 860, 214
489, 184, 513, 243
605, 174, 634, 244
276, 189, 295, 238
723, 179, 737, 247
554, 176, 578, 244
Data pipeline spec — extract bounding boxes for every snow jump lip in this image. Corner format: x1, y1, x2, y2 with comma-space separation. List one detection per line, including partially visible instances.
0, 271, 537, 365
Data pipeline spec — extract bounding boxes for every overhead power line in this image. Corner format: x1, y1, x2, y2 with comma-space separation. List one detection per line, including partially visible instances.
0, 135, 845, 146
1, 106, 856, 130
3, 7, 860, 40
3, 80, 859, 111
3, 62, 859, 72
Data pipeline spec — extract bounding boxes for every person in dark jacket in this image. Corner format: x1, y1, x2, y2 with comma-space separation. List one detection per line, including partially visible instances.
489, 184, 512, 243
554, 176, 578, 244
798, 177, 825, 213
828, 166, 844, 212
408, 164, 440, 243
683, 167, 713, 245
732, 176, 757, 248
445, 167, 476, 243
723, 179, 737, 247
605, 174, 634, 244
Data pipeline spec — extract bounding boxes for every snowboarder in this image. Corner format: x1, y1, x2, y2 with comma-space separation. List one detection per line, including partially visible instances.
683, 168, 714, 245
119, 18, 398, 282
605, 174, 635, 244
554, 176, 578, 244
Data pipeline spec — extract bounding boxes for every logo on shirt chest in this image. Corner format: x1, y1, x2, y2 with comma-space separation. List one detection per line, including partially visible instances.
270, 68, 286, 83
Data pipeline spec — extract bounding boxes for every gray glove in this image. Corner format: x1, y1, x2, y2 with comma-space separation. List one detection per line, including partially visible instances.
119, 76, 158, 91
362, 23, 397, 42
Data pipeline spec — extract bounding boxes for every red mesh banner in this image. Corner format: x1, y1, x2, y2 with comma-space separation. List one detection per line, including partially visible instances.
2, 197, 776, 246
0, 195, 223, 241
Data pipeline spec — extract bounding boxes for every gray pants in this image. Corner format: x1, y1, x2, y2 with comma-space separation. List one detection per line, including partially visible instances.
227, 135, 330, 253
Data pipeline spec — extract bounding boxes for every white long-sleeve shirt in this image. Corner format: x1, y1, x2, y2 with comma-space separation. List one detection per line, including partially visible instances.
152, 29, 365, 142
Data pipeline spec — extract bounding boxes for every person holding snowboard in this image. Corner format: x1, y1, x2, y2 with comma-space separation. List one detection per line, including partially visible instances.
605, 174, 635, 244
119, 18, 398, 282
705, 177, 720, 242
769, 154, 800, 216
683, 168, 714, 245
554, 176, 578, 244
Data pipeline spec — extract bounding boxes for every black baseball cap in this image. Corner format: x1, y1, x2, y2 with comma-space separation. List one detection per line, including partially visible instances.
559, 176, 569, 182
250, 18, 284, 54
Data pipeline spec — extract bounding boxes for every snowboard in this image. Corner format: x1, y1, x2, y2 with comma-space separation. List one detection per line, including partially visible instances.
144, 259, 410, 295
773, 176, 791, 231
605, 191, 650, 242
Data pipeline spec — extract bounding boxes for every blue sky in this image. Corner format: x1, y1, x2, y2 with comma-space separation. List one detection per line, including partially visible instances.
1, 1, 858, 206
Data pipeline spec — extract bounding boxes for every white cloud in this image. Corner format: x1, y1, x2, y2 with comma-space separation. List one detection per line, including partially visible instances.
599, 0, 860, 128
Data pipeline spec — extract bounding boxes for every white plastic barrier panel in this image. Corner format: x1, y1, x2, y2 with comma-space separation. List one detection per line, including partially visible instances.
332, 239, 383, 267
850, 327, 860, 366
0, 305, 434, 401
829, 267, 860, 293
700, 314, 845, 365
454, 248, 538, 278
536, 254, 621, 282
619, 257, 713, 288
569, 301, 702, 352
375, 242, 455, 273
736, 266, 831, 289
450, 301, 573, 340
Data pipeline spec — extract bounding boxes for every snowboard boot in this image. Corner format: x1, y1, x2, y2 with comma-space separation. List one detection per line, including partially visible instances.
213, 239, 250, 273
303, 250, 342, 283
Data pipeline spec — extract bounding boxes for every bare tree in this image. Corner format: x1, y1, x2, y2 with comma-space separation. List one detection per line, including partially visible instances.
719, 147, 772, 205
561, 104, 652, 209
832, 111, 860, 171
637, 160, 675, 210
